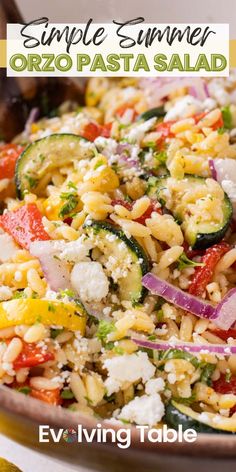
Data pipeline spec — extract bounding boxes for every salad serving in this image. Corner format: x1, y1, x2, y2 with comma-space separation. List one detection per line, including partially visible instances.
1, 75, 236, 433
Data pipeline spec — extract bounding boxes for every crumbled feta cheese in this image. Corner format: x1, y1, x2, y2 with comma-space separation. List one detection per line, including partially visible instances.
70, 261, 109, 302
203, 97, 217, 111
103, 306, 112, 316
198, 412, 210, 423
0, 232, 18, 262
125, 118, 156, 143
145, 378, 165, 395
105, 377, 121, 396
73, 334, 88, 353
60, 235, 93, 263
44, 290, 58, 300
0, 285, 13, 301
104, 352, 155, 395
165, 95, 203, 121
94, 137, 118, 156
117, 393, 164, 427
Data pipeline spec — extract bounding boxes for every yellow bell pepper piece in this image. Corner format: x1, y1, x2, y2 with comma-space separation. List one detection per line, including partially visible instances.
0, 299, 86, 334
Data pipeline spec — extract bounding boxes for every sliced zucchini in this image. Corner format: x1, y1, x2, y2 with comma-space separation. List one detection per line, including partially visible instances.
147, 174, 233, 249
139, 106, 165, 121
15, 133, 95, 198
165, 400, 236, 434
84, 220, 149, 303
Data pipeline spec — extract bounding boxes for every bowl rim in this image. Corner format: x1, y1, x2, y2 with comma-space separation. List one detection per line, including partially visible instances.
1, 385, 236, 459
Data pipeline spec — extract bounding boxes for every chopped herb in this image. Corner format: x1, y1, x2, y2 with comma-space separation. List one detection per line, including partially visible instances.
104, 392, 116, 403
87, 313, 99, 326
159, 349, 200, 368
156, 309, 164, 323
12, 290, 26, 299
96, 320, 115, 343
94, 159, 105, 170
222, 105, 233, 130
148, 335, 157, 341
154, 150, 167, 165
59, 289, 76, 299
114, 346, 124, 355
59, 191, 78, 218
25, 174, 38, 189
154, 297, 165, 310
225, 370, 232, 383
143, 141, 157, 149
172, 393, 196, 405
17, 386, 31, 395
68, 404, 77, 412
146, 176, 158, 194
39, 153, 46, 163
177, 252, 204, 271
84, 396, 93, 405
218, 127, 226, 135
119, 418, 130, 424
50, 328, 63, 339
60, 389, 75, 400
67, 181, 77, 191
48, 303, 56, 313
104, 341, 115, 350
200, 363, 215, 386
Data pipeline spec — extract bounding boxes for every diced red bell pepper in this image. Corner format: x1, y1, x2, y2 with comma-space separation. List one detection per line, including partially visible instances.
134, 202, 162, 224
0, 144, 24, 179
213, 375, 236, 395
63, 217, 73, 226
155, 120, 176, 149
80, 122, 102, 142
111, 199, 162, 225
111, 199, 133, 211
209, 328, 236, 341
13, 340, 54, 370
155, 121, 175, 137
115, 104, 137, 122
213, 375, 236, 416
80, 121, 113, 141
194, 111, 224, 130
188, 242, 231, 297
100, 122, 112, 138
0, 203, 51, 250
182, 242, 204, 259
30, 387, 61, 406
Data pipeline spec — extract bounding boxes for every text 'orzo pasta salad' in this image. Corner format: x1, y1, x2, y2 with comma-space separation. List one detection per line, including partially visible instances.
1, 74, 236, 433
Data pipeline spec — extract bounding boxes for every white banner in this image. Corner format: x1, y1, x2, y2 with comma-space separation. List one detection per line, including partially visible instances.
7, 20, 229, 77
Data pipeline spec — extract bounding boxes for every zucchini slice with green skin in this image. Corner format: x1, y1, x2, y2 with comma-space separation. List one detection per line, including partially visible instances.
165, 401, 236, 434
139, 106, 166, 121
84, 220, 149, 303
147, 174, 233, 250
15, 133, 95, 198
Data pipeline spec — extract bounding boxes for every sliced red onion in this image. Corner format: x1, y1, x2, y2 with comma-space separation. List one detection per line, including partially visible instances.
25, 107, 39, 134
214, 288, 236, 330
116, 143, 144, 175
132, 337, 236, 355
139, 78, 208, 106
142, 273, 216, 320
30, 240, 72, 291
209, 158, 236, 183
143, 273, 236, 331
208, 159, 217, 180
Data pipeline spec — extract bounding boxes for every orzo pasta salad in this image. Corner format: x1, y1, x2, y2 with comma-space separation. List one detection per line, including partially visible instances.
1, 74, 236, 433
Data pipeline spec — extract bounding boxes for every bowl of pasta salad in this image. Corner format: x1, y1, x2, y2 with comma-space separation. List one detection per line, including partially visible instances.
1, 74, 236, 469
